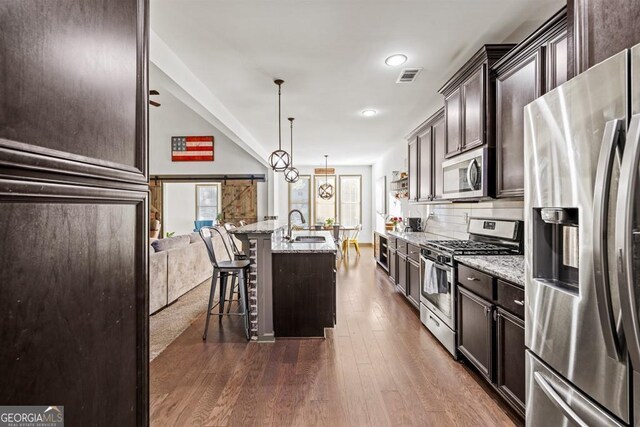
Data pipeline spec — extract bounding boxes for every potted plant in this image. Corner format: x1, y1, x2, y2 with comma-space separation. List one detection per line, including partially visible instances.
216, 212, 224, 225
324, 217, 335, 229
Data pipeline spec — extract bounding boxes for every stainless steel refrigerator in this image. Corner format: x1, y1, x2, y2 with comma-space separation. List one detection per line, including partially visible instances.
524, 44, 640, 426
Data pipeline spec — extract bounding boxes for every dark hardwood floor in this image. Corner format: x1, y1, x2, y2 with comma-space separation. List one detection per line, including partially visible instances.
150, 247, 522, 426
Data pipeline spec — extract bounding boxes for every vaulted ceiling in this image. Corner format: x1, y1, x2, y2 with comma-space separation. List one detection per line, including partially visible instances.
150, 0, 564, 165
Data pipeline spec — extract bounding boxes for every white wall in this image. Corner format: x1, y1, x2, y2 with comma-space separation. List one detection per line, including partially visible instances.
276, 165, 373, 243
150, 72, 271, 220
371, 141, 524, 240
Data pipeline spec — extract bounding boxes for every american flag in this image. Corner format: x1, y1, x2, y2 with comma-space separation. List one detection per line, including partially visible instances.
171, 136, 214, 161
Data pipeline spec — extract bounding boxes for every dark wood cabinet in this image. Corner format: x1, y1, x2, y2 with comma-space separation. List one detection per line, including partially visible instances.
547, 29, 569, 91
457, 286, 494, 380
388, 248, 397, 285
462, 67, 485, 150
406, 108, 445, 203
417, 127, 433, 202
495, 52, 542, 198
568, 0, 640, 77
273, 252, 336, 337
432, 114, 446, 201
373, 231, 388, 271
445, 89, 462, 156
493, 9, 567, 199
439, 45, 514, 159
397, 253, 408, 295
457, 263, 525, 418
408, 140, 419, 202
407, 259, 421, 308
496, 307, 526, 417
0, 1, 149, 424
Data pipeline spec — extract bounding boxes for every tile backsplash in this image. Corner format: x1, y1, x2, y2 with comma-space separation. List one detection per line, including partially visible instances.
404, 199, 524, 239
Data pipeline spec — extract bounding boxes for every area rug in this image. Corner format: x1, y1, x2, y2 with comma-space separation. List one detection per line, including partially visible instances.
149, 279, 213, 361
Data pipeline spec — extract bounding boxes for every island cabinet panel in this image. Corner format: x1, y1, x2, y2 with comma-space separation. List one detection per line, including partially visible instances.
273, 253, 336, 337
408, 139, 419, 202
432, 115, 446, 201
457, 286, 494, 381
496, 307, 526, 417
493, 8, 567, 199
439, 44, 514, 160
445, 89, 463, 157
418, 127, 433, 202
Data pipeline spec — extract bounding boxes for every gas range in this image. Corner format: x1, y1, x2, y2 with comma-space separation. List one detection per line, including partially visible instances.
421, 239, 519, 265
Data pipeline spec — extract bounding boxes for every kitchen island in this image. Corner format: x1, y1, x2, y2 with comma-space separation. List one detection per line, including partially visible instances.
230, 221, 337, 341
272, 230, 337, 338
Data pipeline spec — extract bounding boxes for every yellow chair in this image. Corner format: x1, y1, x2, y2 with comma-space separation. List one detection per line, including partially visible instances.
341, 224, 362, 257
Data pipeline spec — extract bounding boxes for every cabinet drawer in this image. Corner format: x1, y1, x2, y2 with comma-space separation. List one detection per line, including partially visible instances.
407, 243, 421, 263
387, 236, 397, 249
497, 279, 524, 319
458, 264, 495, 301
396, 239, 408, 254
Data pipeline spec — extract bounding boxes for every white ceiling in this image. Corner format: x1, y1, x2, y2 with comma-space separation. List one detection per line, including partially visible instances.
150, 0, 564, 166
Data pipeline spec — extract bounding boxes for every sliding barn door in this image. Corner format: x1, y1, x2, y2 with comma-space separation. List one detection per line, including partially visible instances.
0, 1, 149, 425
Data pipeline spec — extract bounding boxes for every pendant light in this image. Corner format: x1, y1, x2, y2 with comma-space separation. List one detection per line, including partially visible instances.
268, 79, 291, 172
318, 155, 334, 200
284, 117, 300, 183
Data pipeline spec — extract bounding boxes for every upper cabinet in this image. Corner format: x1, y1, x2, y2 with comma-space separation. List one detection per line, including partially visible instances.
406, 109, 445, 203
492, 9, 567, 199
439, 45, 515, 159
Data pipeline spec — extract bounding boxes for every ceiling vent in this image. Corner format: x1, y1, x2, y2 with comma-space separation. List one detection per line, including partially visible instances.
396, 67, 423, 83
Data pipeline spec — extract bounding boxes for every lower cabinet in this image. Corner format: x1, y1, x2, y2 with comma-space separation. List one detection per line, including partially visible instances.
456, 263, 526, 418
496, 307, 525, 416
407, 259, 421, 308
388, 249, 397, 285
397, 254, 408, 295
457, 286, 493, 380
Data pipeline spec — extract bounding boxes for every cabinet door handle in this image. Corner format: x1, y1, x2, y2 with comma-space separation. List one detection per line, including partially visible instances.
429, 315, 440, 327
466, 277, 479, 281
514, 299, 524, 306
484, 307, 491, 316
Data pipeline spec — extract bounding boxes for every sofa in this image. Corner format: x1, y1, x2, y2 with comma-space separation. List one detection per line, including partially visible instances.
149, 231, 230, 314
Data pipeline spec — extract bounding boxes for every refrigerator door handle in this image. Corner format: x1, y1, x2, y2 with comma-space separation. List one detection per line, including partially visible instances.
534, 372, 589, 427
593, 118, 625, 360
615, 114, 640, 370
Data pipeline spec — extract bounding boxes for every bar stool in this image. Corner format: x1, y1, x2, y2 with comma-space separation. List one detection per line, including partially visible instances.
222, 223, 249, 313
199, 226, 251, 340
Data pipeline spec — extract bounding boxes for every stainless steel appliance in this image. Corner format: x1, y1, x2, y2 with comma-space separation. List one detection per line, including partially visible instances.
525, 44, 640, 426
441, 146, 491, 200
420, 218, 523, 357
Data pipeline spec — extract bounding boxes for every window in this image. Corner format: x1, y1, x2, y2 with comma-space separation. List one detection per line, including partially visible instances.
313, 174, 336, 225
339, 175, 362, 227
288, 175, 311, 224
196, 184, 221, 220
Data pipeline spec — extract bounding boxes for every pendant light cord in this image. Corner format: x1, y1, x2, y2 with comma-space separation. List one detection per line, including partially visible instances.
289, 118, 294, 163
325, 155, 328, 184
278, 83, 282, 150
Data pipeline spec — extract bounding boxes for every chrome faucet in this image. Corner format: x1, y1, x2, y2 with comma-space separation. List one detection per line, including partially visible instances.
286, 209, 305, 240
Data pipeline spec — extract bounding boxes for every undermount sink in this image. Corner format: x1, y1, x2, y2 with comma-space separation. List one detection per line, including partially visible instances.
292, 235, 326, 243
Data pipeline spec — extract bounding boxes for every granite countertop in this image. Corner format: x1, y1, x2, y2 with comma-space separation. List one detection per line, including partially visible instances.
271, 230, 337, 254
455, 255, 525, 287
229, 219, 288, 234
386, 231, 444, 247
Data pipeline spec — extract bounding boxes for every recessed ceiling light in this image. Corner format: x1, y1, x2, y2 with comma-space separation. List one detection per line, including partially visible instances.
385, 54, 407, 67
362, 109, 377, 117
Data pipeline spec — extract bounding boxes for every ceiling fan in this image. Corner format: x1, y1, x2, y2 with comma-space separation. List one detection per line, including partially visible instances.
149, 89, 160, 107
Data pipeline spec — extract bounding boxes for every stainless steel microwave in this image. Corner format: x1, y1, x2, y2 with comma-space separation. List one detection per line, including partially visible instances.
441, 146, 490, 200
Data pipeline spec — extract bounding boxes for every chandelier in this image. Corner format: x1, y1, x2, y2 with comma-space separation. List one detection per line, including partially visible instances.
318, 155, 334, 200
284, 117, 300, 183
268, 79, 290, 172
